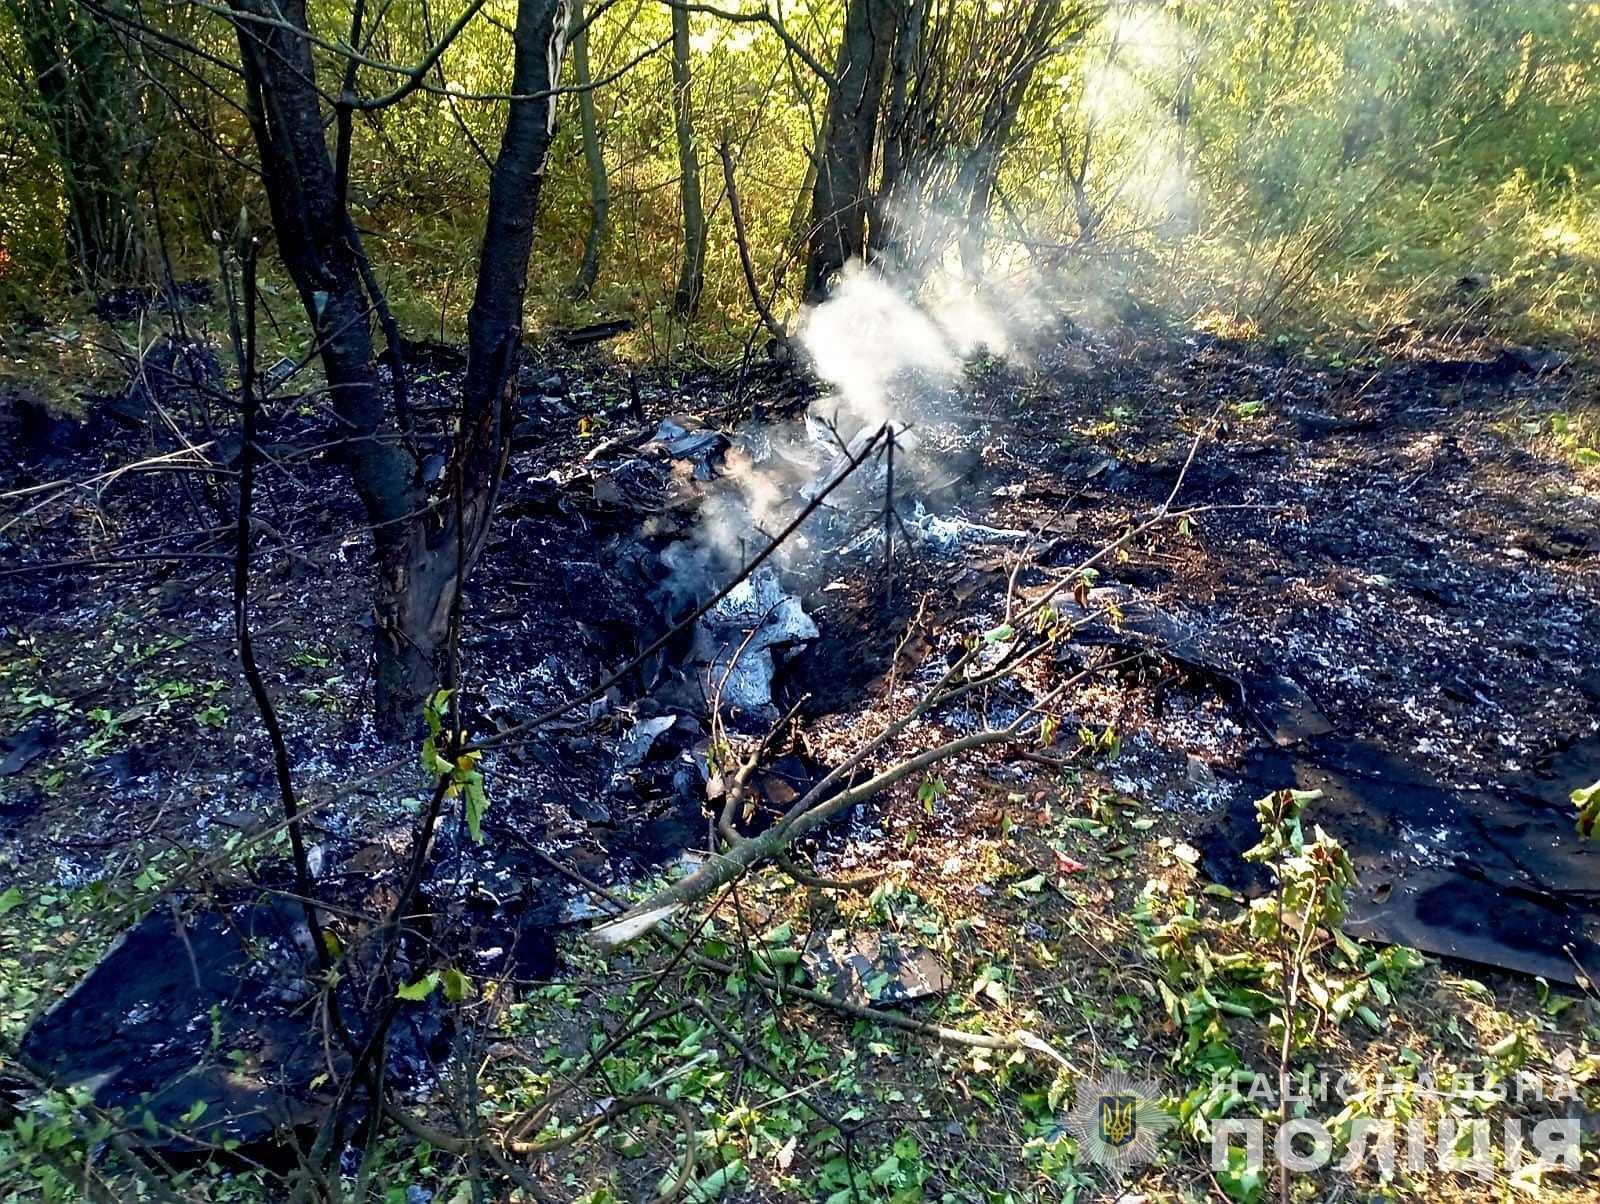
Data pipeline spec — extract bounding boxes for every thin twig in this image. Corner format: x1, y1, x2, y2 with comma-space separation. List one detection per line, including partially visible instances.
718, 137, 790, 355
222, 235, 327, 961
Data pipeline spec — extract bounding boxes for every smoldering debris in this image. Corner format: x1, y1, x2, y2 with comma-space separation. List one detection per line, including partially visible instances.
642, 261, 1046, 595
646, 414, 727, 479
841, 500, 1031, 556
689, 568, 820, 726
801, 929, 951, 1009
614, 713, 679, 770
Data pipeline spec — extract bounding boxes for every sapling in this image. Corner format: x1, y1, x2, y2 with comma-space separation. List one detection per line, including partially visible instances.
1242, 787, 1357, 1203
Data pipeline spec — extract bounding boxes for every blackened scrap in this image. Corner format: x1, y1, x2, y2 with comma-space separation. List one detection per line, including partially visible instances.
93, 280, 214, 324
556, 319, 636, 347
1201, 736, 1600, 985
2, 391, 100, 461
381, 336, 466, 374
801, 929, 950, 1009
20, 896, 344, 1152
0, 720, 55, 776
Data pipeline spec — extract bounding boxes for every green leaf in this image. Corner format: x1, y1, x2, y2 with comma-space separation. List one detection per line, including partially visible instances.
424, 688, 452, 740
1217, 1141, 1265, 1203
0, 887, 25, 915
681, 1157, 744, 1201
397, 972, 440, 1002
420, 733, 447, 778
463, 771, 488, 843
443, 967, 470, 1003
1574, 779, 1600, 839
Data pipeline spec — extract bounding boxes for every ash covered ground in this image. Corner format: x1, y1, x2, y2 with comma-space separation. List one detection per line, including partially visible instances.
2, 301, 1598, 1143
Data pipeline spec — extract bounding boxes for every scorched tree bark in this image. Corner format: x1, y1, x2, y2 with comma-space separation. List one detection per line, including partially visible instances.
229, 0, 571, 736
803, 0, 900, 301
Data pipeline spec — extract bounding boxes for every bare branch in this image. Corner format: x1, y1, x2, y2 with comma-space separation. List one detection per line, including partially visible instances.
665, 0, 836, 87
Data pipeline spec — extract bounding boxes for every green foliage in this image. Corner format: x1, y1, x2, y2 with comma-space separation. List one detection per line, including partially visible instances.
1576, 778, 1600, 840
397, 971, 440, 1001
421, 688, 488, 842
1241, 788, 1357, 940
1140, 788, 1420, 1128
4, 0, 1598, 353
0, 6, 67, 305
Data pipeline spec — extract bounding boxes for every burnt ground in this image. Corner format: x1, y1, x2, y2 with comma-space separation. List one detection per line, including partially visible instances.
1, 315, 1599, 1176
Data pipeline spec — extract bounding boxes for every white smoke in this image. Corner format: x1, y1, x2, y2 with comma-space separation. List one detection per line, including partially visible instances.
649, 260, 1038, 606
797, 260, 1028, 442
1080, 3, 1201, 236
798, 263, 961, 441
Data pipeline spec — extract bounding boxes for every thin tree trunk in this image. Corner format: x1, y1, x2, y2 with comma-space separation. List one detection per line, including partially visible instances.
804, 0, 901, 301
230, 0, 572, 736
457, 0, 571, 584
787, 156, 818, 247
958, 1, 1055, 280
10, 0, 143, 286
670, 0, 706, 316
230, 0, 425, 734
570, 0, 609, 298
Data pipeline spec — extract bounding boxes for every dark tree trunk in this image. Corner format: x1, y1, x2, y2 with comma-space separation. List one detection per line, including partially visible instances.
804, 0, 900, 301
230, 0, 424, 733
231, 0, 571, 737
450, 0, 570, 644
10, 0, 143, 286
670, 0, 706, 316
871, 0, 926, 271
383, 0, 571, 733
957, 2, 1056, 279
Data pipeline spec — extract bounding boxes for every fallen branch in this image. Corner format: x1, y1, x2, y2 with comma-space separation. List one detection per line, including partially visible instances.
590, 419, 1230, 945
587, 708, 1055, 948
686, 947, 1028, 1053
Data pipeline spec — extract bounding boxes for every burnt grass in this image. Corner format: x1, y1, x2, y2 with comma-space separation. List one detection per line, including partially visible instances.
1, 315, 1599, 1192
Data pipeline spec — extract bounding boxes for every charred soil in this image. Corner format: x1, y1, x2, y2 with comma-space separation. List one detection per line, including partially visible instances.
2, 317, 1598, 1199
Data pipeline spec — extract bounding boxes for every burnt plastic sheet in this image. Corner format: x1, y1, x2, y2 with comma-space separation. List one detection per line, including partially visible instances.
1199, 735, 1600, 984
20, 898, 343, 1149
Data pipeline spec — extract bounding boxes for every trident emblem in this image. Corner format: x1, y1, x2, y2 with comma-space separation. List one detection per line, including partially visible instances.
1098, 1095, 1138, 1148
